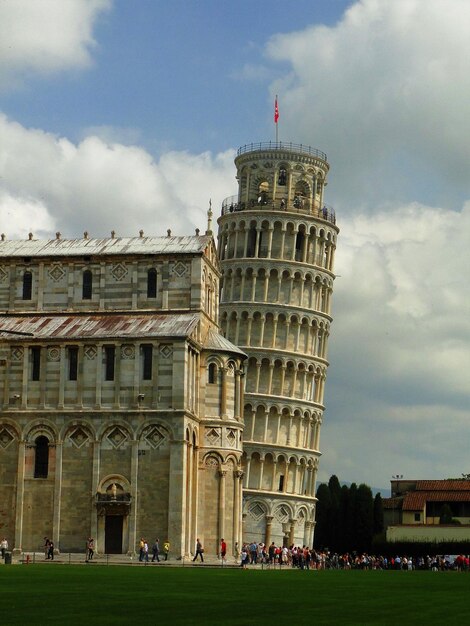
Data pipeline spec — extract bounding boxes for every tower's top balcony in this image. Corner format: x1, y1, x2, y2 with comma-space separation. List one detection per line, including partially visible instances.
236, 141, 328, 163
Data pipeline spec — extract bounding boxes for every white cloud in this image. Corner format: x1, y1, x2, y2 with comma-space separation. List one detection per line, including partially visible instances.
0, 0, 111, 89
0, 114, 237, 240
265, 0, 470, 209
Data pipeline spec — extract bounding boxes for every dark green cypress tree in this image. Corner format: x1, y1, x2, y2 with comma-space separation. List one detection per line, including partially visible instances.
328, 475, 341, 551
373, 493, 384, 535
355, 484, 374, 553
315, 482, 331, 548
338, 484, 350, 553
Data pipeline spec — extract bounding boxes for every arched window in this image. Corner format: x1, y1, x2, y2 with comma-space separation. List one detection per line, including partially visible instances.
23, 271, 32, 300
82, 270, 93, 300
147, 268, 157, 298
295, 231, 304, 261
34, 436, 49, 478
278, 168, 287, 186
208, 363, 217, 384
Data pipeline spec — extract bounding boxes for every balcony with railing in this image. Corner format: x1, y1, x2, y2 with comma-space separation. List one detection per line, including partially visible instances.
220, 194, 336, 225
236, 141, 328, 162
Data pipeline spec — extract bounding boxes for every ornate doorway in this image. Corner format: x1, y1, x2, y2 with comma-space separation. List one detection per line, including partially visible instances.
105, 515, 123, 554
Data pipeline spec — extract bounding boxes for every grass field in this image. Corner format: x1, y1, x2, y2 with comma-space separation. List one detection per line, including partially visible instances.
0, 565, 467, 625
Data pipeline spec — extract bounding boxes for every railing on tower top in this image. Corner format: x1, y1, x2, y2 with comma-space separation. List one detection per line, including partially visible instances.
237, 142, 328, 162
221, 195, 336, 225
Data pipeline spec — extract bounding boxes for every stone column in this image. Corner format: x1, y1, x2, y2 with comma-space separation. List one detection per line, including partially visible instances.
168, 438, 186, 558
218, 469, 226, 544
13, 440, 26, 554
233, 470, 243, 549
114, 342, 121, 409
220, 367, 228, 417
52, 440, 63, 551
95, 344, 102, 408
128, 439, 139, 555
90, 440, 100, 551
265, 515, 273, 547
289, 518, 296, 546
58, 345, 65, 409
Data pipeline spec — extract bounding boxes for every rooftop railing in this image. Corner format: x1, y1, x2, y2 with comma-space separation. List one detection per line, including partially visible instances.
237, 141, 328, 162
220, 195, 336, 225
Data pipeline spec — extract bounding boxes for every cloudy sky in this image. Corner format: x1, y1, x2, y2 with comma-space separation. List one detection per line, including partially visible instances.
1, 0, 470, 492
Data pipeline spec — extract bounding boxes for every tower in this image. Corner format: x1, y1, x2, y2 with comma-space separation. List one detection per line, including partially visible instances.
217, 141, 338, 547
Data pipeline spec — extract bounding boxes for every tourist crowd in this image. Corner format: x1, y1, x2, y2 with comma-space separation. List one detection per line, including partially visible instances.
237, 542, 469, 572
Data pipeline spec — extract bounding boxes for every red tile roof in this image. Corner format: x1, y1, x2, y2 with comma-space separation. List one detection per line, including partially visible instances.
403, 491, 470, 511
415, 480, 470, 491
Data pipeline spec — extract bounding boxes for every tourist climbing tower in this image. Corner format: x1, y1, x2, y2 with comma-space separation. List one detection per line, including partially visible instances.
217, 141, 338, 547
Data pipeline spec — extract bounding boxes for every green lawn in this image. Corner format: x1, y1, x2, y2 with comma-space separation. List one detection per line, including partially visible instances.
0, 565, 467, 625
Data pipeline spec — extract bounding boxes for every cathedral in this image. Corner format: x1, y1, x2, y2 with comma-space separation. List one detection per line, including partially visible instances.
0, 141, 338, 556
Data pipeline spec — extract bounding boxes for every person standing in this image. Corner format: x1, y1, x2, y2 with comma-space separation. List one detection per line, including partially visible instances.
48, 540, 54, 560
44, 537, 50, 560
138, 538, 144, 562
192, 538, 204, 562
86, 538, 94, 562
220, 538, 227, 562
1, 537, 8, 559
152, 539, 160, 562
143, 540, 149, 562
163, 540, 170, 561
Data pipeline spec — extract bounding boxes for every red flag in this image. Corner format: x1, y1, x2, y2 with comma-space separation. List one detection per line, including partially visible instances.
274, 97, 279, 124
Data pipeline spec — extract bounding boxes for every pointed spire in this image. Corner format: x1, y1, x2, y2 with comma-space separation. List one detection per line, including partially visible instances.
206, 199, 213, 235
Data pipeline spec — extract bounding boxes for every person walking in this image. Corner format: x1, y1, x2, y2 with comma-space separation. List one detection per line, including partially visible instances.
192, 538, 204, 562
152, 538, 160, 562
163, 540, 170, 561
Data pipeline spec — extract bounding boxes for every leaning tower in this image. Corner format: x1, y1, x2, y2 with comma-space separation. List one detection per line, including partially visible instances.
217, 141, 338, 548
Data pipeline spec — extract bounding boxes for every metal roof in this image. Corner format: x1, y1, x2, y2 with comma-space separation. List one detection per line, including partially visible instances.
203, 327, 247, 358
0, 313, 200, 341
0, 235, 212, 258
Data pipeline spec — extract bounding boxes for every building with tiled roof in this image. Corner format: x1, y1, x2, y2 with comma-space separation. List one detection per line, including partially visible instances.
384, 479, 470, 543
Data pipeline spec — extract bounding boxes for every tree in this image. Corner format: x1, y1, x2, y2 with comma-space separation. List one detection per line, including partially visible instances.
373, 493, 384, 535
315, 483, 331, 548
355, 484, 374, 553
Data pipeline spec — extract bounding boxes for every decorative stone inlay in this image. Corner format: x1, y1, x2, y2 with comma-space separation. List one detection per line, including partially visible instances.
84, 345, 97, 360
143, 426, 167, 450
0, 266, 8, 282
274, 505, 290, 523
106, 426, 129, 449
159, 344, 173, 359
47, 347, 60, 362
69, 427, 90, 449
10, 347, 24, 362
171, 261, 188, 277
226, 429, 236, 447
206, 428, 220, 445
205, 456, 219, 468
248, 503, 265, 521
121, 345, 135, 360
0, 427, 15, 449
110, 262, 128, 281
48, 263, 66, 282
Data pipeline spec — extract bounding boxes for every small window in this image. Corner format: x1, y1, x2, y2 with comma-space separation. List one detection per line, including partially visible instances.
104, 346, 115, 381
142, 345, 152, 380
68, 346, 78, 381
278, 169, 287, 186
31, 347, 41, 381
414, 513, 421, 522
82, 270, 93, 300
147, 269, 157, 298
23, 271, 32, 300
208, 363, 217, 384
34, 436, 49, 478
278, 475, 285, 491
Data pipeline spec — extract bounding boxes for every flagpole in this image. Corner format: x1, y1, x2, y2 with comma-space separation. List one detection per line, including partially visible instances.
274, 95, 279, 144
